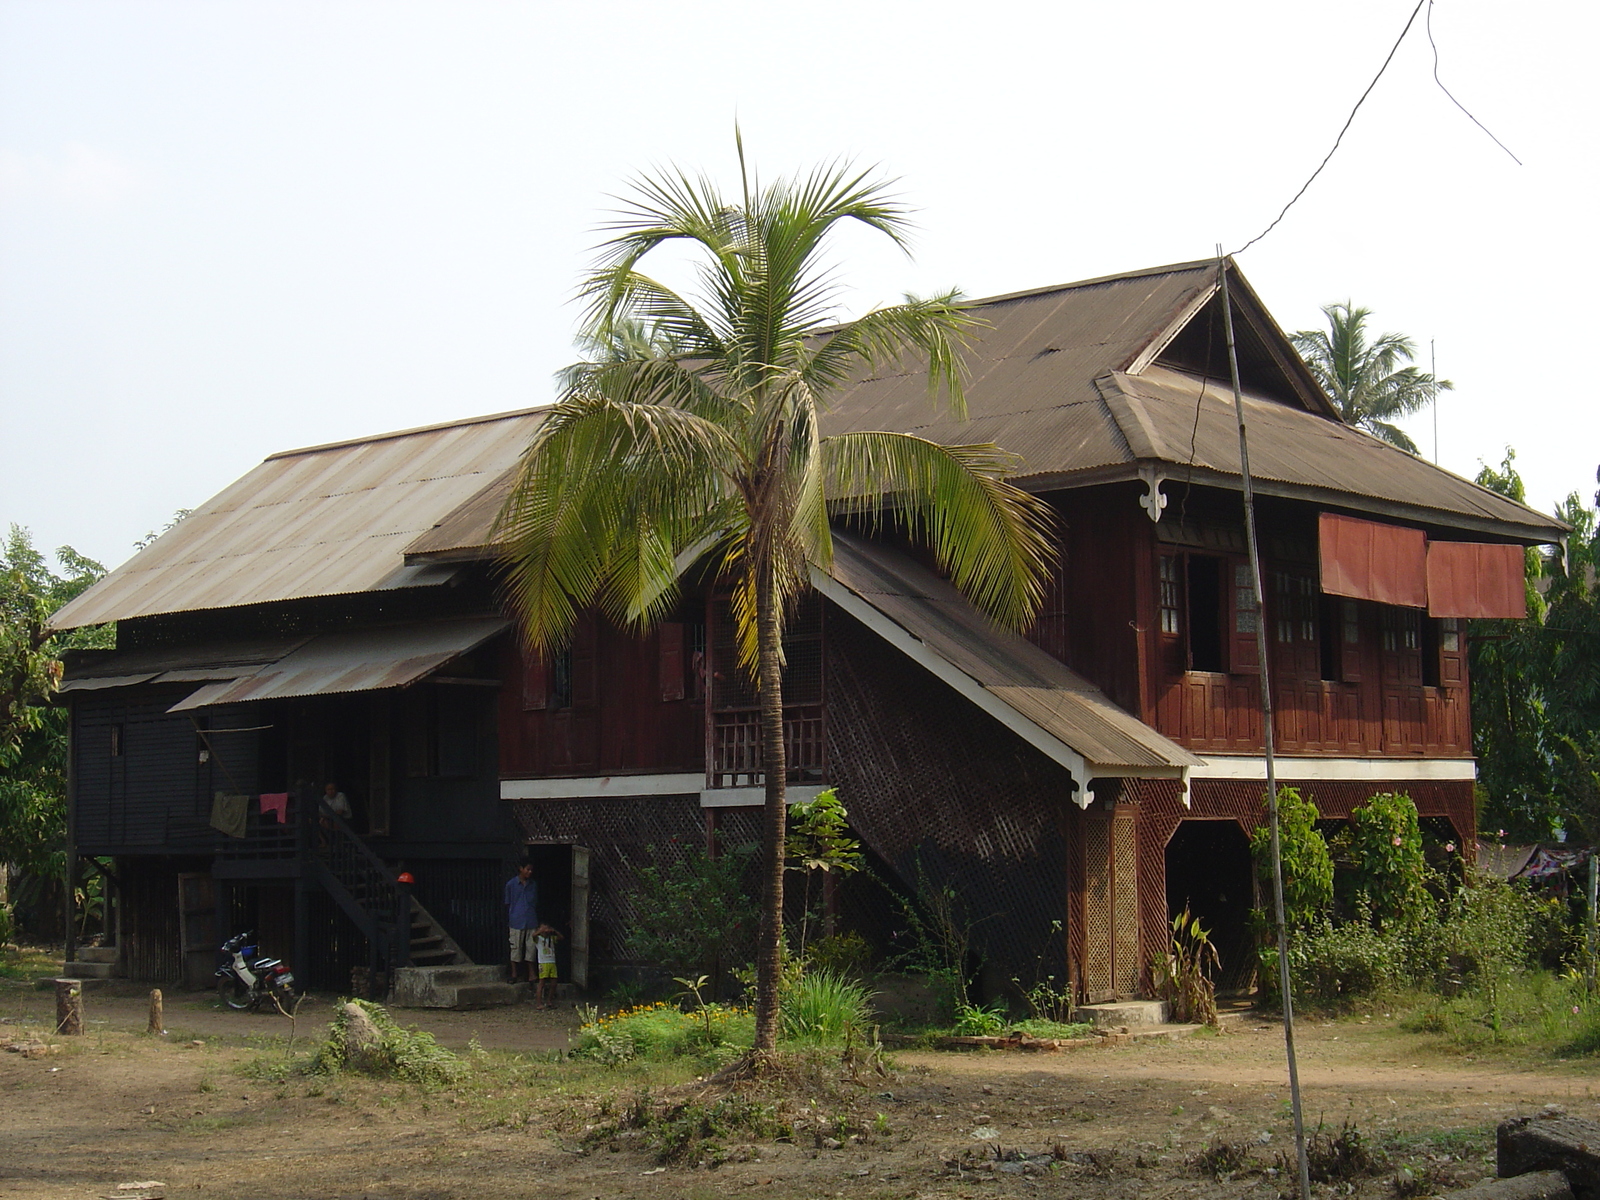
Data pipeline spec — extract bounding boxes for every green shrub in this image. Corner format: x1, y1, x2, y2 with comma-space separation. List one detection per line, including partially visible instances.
1287, 916, 1412, 1006
625, 841, 759, 980
806, 931, 873, 979
0, 901, 14, 946
780, 969, 874, 1045
312, 999, 463, 1085
1339, 792, 1431, 928
575, 999, 754, 1062
1251, 787, 1333, 927
952, 1001, 1007, 1036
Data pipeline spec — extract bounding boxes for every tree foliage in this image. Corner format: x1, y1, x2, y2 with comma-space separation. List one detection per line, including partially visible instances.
1336, 792, 1430, 929
497, 144, 1055, 1051
1249, 786, 1334, 927
1470, 452, 1600, 842
1, 528, 108, 893
1289, 301, 1451, 453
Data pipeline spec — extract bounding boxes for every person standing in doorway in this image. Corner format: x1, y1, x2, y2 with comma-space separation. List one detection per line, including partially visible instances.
533, 923, 562, 1009
504, 859, 539, 984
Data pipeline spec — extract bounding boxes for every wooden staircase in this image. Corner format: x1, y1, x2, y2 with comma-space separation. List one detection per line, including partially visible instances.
406, 898, 470, 967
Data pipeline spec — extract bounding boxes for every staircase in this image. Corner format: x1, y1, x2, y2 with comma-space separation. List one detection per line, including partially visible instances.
406, 898, 470, 967
60, 945, 118, 983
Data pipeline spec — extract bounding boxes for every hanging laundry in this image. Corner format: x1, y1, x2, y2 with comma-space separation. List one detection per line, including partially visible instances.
210, 792, 249, 839
259, 793, 289, 824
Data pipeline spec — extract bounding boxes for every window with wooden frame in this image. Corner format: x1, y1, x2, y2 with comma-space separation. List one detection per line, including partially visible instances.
1157, 551, 1258, 675
1271, 569, 1319, 678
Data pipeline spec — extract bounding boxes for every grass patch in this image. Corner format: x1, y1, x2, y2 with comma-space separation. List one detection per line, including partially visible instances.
575, 999, 754, 1065
0, 945, 58, 982
1013, 1018, 1094, 1040
311, 999, 464, 1086
1396, 975, 1600, 1057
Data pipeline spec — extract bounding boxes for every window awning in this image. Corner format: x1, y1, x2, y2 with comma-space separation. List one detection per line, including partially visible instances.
1426, 541, 1527, 619
167, 616, 509, 711
1318, 513, 1428, 608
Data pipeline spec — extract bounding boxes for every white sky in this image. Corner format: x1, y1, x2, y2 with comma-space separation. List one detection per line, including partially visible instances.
2, 0, 1595, 572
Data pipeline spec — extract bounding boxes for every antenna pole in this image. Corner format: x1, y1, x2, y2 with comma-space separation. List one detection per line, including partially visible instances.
1218, 248, 1310, 1200
1431, 339, 1439, 463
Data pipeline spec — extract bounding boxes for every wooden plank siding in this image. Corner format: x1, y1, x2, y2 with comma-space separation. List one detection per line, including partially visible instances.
498, 619, 705, 779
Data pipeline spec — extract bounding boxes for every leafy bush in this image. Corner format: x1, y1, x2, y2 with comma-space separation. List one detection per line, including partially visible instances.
1338, 792, 1431, 928
0, 901, 14, 947
575, 1000, 753, 1062
952, 1001, 1007, 1035
625, 840, 759, 981
1288, 915, 1413, 1006
1155, 907, 1220, 1026
312, 999, 463, 1085
780, 969, 874, 1044
806, 931, 873, 979
1250, 787, 1333, 927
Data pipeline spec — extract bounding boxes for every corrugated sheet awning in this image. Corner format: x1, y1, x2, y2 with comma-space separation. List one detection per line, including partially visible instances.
167, 616, 509, 711
58, 637, 311, 694
813, 533, 1201, 779
1318, 513, 1429, 608
1427, 541, 1527, 618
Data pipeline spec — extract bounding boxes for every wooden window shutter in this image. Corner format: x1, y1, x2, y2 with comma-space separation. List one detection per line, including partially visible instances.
1228, 558, 1260, 674
1339, 599, 1364, 684
1426, 541, 1527, 619
1437, 617, 1466, 689
1319, 512, 1428, 608
571, 617, 598, 708
520, 648, 549, 711
658, 623, 686, 702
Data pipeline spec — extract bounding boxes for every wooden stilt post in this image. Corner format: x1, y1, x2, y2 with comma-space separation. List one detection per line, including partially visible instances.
54, 978, 83, 1036
147, 988, 164, 1035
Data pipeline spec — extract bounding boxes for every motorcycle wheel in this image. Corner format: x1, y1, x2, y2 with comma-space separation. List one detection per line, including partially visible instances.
217, 976, 255, 1011
267, 979, 300, 1012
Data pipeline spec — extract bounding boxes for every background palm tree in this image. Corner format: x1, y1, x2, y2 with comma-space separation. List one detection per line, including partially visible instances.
1289, 301, 1452, 454
497, 146, 1055, 1056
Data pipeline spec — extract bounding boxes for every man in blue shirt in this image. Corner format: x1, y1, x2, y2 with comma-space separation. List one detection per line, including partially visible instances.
505, 859, 539, 983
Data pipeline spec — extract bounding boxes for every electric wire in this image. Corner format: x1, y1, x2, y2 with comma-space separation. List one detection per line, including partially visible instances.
1426, 0, 1523, 165
1232, 0, 1427, 257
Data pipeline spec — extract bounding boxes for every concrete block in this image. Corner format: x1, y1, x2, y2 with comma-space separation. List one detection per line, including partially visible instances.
1453, 1170, 1574, 1200
1499, 1115, 1600, 1200
1076, 1000, 1169, 1028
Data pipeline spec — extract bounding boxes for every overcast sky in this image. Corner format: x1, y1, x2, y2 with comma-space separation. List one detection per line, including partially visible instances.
2, 0, 1595, 572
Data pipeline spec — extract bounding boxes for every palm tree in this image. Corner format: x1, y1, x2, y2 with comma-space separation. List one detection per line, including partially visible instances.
1289, 301, 1452, 454
497, 147, 1055, 1056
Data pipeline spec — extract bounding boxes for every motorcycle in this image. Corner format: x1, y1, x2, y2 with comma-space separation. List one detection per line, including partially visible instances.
215, 931, 298, 1011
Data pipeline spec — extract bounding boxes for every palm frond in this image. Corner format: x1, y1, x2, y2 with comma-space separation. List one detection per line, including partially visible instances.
823, 432, 1057, 630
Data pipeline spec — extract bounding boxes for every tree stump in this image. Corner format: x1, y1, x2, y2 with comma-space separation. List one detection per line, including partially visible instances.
339, 1002, 383, 1072
54, 978, 83, 1036
147, 989, 164, 1035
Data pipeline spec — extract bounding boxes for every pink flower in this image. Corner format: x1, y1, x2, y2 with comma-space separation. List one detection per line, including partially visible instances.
1392, 836, 1402, 847
1444, 842, 1456, 853
1574, 1006, 1582, 1015
1498, 829, 1507, 838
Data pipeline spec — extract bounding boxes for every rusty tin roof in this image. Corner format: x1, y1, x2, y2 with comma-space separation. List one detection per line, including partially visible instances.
813, 532, 1202, 777
52, 407, 547, 629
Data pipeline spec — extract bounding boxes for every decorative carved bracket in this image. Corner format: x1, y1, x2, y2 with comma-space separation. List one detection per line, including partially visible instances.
1137, 465, 1167, 523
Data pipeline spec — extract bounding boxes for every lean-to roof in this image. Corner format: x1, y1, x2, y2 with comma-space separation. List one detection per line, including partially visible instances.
52, 407, 547, 630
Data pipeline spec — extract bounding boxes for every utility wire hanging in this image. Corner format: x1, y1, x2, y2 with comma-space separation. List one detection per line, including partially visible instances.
1217, 248, 1312, 1200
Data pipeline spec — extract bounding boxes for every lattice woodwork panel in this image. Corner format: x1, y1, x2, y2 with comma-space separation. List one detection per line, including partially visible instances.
1112, 815, 1139, 996
823, 619, 1070, 989
512, 795, 708, 966
1082, 819, 1112, 1000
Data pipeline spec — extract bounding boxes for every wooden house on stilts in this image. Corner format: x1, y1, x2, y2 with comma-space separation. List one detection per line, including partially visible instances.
52, 259, 1564, 1002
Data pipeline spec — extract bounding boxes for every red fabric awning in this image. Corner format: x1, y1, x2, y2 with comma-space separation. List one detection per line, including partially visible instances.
1318, 513, 1428, 608
1426, 541, 1527, 618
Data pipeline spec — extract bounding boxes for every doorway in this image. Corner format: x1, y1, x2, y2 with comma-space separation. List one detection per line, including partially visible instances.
1164, 820, 1255, 993
523, 843, 591, 989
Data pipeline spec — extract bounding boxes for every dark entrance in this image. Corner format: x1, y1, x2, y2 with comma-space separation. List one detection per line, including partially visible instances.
523, 843, 592, 989
1165, 820, 1255, 993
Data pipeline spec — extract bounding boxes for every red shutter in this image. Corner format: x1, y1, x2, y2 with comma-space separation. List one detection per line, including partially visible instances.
1319, 513, 1428, 608
659, 623, 685, 702
1339, 598, 1364, 684
571, 618, 598, 708
1426, 542, 1527, 619
520, 648, 548, 711
1228, 558, 1260, 675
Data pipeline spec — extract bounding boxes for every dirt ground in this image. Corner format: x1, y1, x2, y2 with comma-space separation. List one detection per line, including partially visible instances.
1, 981, 1595, 1200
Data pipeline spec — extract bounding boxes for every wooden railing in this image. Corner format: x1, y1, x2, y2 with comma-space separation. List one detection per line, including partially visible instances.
708, 704, 825, 789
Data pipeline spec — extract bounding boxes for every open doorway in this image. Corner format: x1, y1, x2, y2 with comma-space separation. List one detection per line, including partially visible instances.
522, 843, 591, 989
1165, 820, 1255, 994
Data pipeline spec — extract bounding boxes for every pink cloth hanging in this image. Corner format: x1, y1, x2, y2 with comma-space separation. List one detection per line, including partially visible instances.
259, 793, 290, 824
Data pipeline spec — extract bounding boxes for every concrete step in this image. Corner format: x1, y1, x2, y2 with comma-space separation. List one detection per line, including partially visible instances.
76, 946, 118, 964
60, 960, 116, 980
1077, 999, 1168, 1029
392, 964, 525, 1008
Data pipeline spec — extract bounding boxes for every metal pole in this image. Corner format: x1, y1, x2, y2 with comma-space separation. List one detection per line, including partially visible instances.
1430, 340, 1439, 464
1219, 250, 1310, 1200
1586, 851, 1598, 998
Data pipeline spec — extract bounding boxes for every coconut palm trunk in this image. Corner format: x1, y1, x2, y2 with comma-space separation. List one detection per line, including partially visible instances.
754, 566, 788, 1052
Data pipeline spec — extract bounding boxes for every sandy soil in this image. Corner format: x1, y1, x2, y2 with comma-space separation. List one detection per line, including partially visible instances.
1, 982, 1595, 1200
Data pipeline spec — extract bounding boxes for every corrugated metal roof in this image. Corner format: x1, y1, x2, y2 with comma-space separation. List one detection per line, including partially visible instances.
167, 616, 508, 711
52, 407, 548, 629
814, 532, 1201, 775
58, 636, 311, 691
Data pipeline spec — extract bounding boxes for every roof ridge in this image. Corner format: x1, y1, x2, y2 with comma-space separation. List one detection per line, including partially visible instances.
264, 404, 551, 462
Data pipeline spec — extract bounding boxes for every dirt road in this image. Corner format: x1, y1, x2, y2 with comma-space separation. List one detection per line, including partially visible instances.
1, 982, 1594, 1200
